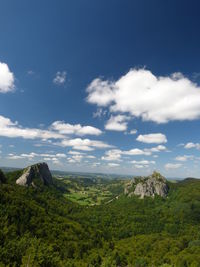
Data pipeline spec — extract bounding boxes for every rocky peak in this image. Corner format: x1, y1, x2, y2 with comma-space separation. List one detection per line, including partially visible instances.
124, 171, 169, 199
16, 162, 53, 187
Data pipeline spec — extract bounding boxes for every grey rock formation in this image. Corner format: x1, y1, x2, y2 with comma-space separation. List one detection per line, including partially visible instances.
16, 162, 53, 187
124, 171, 168, 199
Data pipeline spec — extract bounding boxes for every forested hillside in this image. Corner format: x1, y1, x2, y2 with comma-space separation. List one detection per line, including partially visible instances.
0, 169, 200, 266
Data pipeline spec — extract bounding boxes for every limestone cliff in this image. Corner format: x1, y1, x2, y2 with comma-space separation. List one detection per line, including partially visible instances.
124, 171, 169, 199
16, 162, 53, 187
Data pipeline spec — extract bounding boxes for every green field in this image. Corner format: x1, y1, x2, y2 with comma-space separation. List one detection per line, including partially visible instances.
61, 175, 124, 205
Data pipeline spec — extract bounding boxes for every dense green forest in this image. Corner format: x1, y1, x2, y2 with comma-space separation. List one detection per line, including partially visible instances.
1, 169, 200, 266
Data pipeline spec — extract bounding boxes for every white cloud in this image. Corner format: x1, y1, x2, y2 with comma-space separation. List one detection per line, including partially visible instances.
27, 70, 35, 75
67, 154, 95, 163
55, 153, 67, 158
131, 160, 155, 165
0, 115, 104, 144
177, 143, 185, 147
51, 121, 102, 136
134, 164, 148, 169
87, 78, 115, 106
93, 108, 107, 118
7, 152, 67, 162
20, 152, 38, 158
53, 71, 67, 85
131, 160, 155, 170
108, 163, 120, 167
184, 142, 200, 150
92, 162, 101, 167
68, 150, 84, 155
121, 145, 165, 156
56, 138, 112, 151
148, 145, 167, 152
101, 144, 167, 162
165, 163, 182, 170
0, 62, 15, 93
175, 155, 193, 161
45, 157, 62, 165
130, 129, 137, 135
102, 149, 122, 161
7, 154, 25, 160
136, 133, 167, 144
105, 115, 130, 131
123, 148, 151, 156
0, 115, 64, 140
87, 155, 96, 159
67, 154, 83, 163
87, 68, 200, 123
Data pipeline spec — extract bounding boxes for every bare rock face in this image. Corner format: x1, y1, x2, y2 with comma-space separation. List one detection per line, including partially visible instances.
16, 162, 53, 187
124, 171, 169, 199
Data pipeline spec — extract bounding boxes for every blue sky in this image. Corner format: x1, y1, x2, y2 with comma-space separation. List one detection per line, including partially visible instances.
1, 0, 200, 177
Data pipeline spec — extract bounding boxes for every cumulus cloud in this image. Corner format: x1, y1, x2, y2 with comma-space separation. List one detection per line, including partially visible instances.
93, 108, 107, 118
51, 121, 102, 136
56, 138, 112, 151
102, 149, 122, 161
68, 150, 84, 155
0, 62, 15, 93
165, 163, 182, 170
184, 142, 200, 150
0, 115, 104, 144
123, 148, 151, 156
136, 133, 167, 144
87, 78, 115, 106
87, 155, 96, 159
0, 115, 64, 140
134, 164, 148, 169
0, 115, 113, 153
67, 154, 83, 163
7, 154, 25, 160
7, 152, 67, 164
67, 153, 95, 163
105, 115, 130, 131
175, 155, 193, 161
102, 145, 167, 162
131, 160, 155, 165
87, 68, 200, 123
108, 163, 120, 167
131, 160, 155, 170
148, 145, 167, 152
122, 145, 166, 156
53, 71, 67, 85
54, 153, 67, 158
130, 129, 137, 135
27, 70, 35, 75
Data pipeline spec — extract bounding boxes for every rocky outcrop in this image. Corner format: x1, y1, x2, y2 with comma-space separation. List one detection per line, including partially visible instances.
16, 162, 53, 187
124, 171, 169, 199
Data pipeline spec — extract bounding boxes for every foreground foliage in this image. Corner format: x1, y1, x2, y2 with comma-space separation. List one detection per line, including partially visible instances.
0, 170, 200, 266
